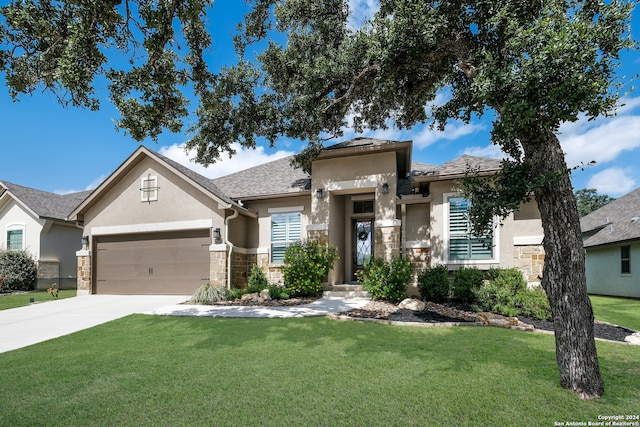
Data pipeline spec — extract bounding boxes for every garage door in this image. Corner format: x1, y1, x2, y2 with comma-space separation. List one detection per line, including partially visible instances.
94, 230, 210, 295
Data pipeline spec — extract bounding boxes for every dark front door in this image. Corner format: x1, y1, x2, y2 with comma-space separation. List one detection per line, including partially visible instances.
353, 219, 374, 280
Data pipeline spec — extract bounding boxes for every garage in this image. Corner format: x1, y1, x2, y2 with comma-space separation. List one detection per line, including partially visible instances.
94, 229, 211, 295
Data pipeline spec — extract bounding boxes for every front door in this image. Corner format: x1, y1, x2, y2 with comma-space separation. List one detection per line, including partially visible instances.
353, 219, 374, 280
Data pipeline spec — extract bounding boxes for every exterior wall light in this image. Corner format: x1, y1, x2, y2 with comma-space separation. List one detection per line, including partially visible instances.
213, 228, 222, 244
382, 183, 389, 194
316, 188, 324, 199
81, 235, 89, 249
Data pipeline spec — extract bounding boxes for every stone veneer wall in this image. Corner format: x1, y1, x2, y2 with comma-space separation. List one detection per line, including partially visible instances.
514, 244, 545, 286
36, 260, 59, 290
374, 225, 401, 260
76, 252, 91, 295
209, 249, 228, 288
231, 251, 250, 289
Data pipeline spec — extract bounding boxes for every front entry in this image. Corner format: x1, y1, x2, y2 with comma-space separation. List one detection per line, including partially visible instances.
353, 219, 374, 280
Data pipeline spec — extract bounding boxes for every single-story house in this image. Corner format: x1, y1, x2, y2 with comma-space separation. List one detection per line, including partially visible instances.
0, 181, 90, 289
581, 186, 640, 298
68, 138, 545, 296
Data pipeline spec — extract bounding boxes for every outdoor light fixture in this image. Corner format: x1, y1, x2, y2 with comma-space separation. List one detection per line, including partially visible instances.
382, 183, 389, 194
81, 236, 89, 249
213, 228, 222, 244
316, 188, 324, 199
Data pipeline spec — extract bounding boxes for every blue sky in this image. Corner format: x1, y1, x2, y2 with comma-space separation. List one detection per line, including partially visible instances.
1, 0, 639, 198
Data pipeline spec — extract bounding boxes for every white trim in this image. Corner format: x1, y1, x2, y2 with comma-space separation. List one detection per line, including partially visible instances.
209, 244, 227, 252
374, 219, 401, 227
307, 223, 329, 231
514, 236, 544, 245
5, 222, 26, 250
327, 178, 377, 192
268, 206, 304, 214
92, 219, 213, 236
443, 192, 500, 264
76, 249, 91, 257
227, 247, 270, 255
351, 193, 375, 201
404, 240, 430, 249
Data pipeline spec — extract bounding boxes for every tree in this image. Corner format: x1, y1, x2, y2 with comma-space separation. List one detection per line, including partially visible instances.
1, 0, 636, 399
575, 188, 616, 217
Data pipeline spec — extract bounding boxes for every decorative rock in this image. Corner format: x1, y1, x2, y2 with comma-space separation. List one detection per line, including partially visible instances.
625, 332, 640, 346
398, 298, 426, 311
259, 289, 272, 300
241, 292, 259, 301
476, 312, 519, 328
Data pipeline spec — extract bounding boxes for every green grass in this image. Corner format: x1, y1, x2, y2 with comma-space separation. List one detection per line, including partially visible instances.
0, 316, 638, 426
0, 289, 76, 310
590, 295, 640, 331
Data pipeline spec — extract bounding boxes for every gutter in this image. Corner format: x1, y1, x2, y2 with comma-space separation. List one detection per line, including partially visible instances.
225, 209, 240, 290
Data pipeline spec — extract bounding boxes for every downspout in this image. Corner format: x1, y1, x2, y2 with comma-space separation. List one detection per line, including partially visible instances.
225, 209, 240, 290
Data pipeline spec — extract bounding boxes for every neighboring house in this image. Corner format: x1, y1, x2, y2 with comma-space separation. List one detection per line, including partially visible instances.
581, 187, 640, 298
0, 181, 90, 289
68, 138, 545, 296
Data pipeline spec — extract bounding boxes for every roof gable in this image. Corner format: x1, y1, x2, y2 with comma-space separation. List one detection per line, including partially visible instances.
0, 181, 89, 221
413, 154, 502, 182
581, 186, 640, 247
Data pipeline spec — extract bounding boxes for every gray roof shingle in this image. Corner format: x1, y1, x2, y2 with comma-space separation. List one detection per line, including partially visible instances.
581, 186, 640, 248
0, 181, 90, 221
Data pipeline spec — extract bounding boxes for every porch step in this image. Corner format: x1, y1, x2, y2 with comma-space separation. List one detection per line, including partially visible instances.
322, 283, 370, 299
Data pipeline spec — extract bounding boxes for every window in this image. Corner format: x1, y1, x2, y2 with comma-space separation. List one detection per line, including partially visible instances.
621, 245, 631, 274
140, 175, 159, 202
6, 229, 23, 250
448, 197, 493, 260
353, 200, 374, 214
271, 212, 301, 263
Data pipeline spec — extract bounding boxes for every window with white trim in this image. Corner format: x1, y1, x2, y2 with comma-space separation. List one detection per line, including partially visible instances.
448, 196, 493, 260
270, 212, 301, 263
140, 175, 159, 202
6, 228, 24, 250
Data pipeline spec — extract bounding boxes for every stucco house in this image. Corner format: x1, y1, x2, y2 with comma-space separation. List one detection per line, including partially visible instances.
0, 181, 90, 289
69, 138, 545, 296
581, 187, 640, 298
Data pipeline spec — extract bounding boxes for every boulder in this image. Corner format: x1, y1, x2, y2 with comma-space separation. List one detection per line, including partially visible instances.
476, 312, 519, 328
259, 289, 272, 300
241, 292, 259, 301
398, 298, 426, 311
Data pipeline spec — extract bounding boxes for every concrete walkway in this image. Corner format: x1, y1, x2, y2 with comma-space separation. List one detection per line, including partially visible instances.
0, 296, 370, 354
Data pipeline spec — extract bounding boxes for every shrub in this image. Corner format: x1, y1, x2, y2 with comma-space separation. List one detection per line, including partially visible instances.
473, 268, 552, 320
356, 256, 414, 303
227, 287, 246, 300
247, 264, 269, 293
452, 267, 484, 303
417, 265, 451, 303
283, 240, 338, 297
0, 249, 37, 291
267, 284, 290, 300
190, 283, 228, 305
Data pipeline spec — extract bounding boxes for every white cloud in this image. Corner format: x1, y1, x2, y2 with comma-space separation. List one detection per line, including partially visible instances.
54, 175, 106, 195
413, 122, 486, 149
559, 96, 640, 168
158, 143, 295, 179
347, 0, 379, 30
462, 144, 505, 159
586, 167, 636, 196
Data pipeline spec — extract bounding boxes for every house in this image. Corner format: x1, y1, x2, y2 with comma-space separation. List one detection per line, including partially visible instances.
0, 181, 90, 289
581, 187, 640, 298
68, 138, 545, 296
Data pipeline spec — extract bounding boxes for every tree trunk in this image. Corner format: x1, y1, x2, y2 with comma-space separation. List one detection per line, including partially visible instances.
521, 132, 604, 400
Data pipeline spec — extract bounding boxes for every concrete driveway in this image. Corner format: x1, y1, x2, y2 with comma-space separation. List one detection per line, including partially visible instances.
0, 295, 189, 354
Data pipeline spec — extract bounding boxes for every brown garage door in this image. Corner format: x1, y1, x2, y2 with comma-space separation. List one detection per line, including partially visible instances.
94, 229, 210, 295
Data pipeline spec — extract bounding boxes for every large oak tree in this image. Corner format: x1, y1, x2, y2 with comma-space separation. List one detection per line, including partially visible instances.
1, 0, 635, 399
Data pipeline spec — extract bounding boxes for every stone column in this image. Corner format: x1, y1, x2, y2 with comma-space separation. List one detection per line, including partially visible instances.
374, 219, 402, 261
209, 244, 228, 288
76, 250, 91, 296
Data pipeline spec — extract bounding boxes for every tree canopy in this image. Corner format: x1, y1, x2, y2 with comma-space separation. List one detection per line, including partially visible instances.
575, 188, 616, 217
1, 0, 636, 400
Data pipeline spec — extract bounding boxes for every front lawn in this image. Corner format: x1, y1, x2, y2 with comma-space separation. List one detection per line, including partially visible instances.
0, 289, 76, 311
590, 295, 640, 331
0, 316, 638, 426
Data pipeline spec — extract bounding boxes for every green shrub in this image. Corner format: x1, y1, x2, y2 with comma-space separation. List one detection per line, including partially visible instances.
283, 240, 338, 297
417, 265, 451, 302
356, 256, 414, 303
0, 249, 37, 291
267, 284, 290, 300
190, 283, 228, 305
227, 288, 246, 300
247, 264, 269, 293
473, 268, 552, 320
452, 267, 484, 303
